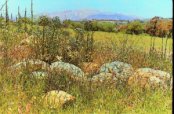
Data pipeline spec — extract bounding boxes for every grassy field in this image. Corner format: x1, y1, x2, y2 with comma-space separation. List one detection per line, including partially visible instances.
0, 25, 173, 114
0, 72, 172, 114
94, 32, 172, 51
67, 29, 173, 53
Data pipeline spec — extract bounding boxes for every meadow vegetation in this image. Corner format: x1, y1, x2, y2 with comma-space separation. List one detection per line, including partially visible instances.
0, 1, 173, 113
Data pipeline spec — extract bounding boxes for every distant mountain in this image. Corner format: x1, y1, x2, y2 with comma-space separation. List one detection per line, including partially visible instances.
49, 9, 101, 21
47, 9, 140, 21
87, 13, 139, 21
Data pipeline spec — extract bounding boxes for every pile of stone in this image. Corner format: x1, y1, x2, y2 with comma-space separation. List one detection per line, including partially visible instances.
128, 68, 171, 89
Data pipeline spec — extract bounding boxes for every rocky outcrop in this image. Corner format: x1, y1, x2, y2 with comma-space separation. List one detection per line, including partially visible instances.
50, 61, 85, 81
10, 59, 50, 74
128, 68, 171, 89
99, 61, 133, 79
91, 73, 117, 83
90, 73, 118, 87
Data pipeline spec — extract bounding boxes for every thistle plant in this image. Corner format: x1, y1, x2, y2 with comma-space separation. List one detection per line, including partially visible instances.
31, 0, 34, 33
38, 15, 50, 56
24, 8, 27, 32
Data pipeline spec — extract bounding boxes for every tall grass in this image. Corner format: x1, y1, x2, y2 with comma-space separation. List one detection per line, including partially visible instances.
0, 1, 172, 113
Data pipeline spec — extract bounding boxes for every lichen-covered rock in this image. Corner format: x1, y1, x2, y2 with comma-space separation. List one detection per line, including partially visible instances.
89, 73, 118, 88
50, 61, 85, 81
128, 68, 171, 89
137, 68, 171, 79
91, 73, 117, 83
43, 90, 75, 109
99, 61, 133, 79
10, 59, 50, 73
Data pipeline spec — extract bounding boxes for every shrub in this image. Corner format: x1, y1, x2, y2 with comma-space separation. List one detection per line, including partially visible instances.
146, 17, 172, 37
126, 20, 144, 35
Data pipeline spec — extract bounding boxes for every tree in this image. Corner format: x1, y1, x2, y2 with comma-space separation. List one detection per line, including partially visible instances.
63, 19, 72, 28
126, 20, 144, 35
146, 17, 172, 37
51, 16, 61, 29
84, 21, 93, 31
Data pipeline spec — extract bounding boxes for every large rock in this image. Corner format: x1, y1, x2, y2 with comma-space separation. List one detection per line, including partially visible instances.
43, 90, 75, 109
99, 61, 133, 79
91, 73, 117, 83
10, 59, 50, 73
90, 73, 118, 87
50, 61, 85, 81
128, 68, 171, 89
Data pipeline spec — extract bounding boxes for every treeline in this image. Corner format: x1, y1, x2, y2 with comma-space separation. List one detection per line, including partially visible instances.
118, 17, 172, 37
0, 13, 172, 38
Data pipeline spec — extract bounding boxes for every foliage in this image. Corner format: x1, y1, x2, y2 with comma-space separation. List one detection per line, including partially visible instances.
126, 20, 144, 35
97, 21, 116, 32
38, 16, 51, 27
0, 7, 172, 113
51, 16, 61, 29
63, 19, 73, 28
17, 17, 32, 24
146, 17, 172, 37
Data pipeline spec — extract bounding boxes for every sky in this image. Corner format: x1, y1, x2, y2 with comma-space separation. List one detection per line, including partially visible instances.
0, 0, 172, 18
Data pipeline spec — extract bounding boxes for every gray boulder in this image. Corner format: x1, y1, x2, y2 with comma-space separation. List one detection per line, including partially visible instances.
99, 61, 133, 79
89, 73, 118, 88
137, 68, 171, 81
90, 73, 117, 83
50, 61, 85, 81
10, 59, 50, 72
128, 68, 171, 89
11, 59, 49, 70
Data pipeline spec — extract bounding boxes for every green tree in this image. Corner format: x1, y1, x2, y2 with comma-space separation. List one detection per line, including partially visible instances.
51, 16, 61, 29
84, 21, 93, 31
63, 19, 72, 28
126, 20, 144, 35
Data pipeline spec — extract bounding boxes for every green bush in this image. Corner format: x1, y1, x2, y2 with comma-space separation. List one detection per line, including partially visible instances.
84, 21, 116, 32
126, 21, 144, 35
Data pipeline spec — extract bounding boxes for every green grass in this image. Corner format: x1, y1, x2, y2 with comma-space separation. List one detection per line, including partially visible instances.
0, 74, 172, 114
94, 31, 172, 52
65, 28, 172, 53
0, 25, 172, 114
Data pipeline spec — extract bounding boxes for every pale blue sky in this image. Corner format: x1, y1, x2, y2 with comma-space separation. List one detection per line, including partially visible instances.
0, 0, 172, 18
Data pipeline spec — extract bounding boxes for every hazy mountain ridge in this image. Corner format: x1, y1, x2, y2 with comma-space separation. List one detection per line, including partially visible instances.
48, 9, 140, 21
